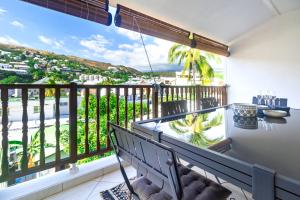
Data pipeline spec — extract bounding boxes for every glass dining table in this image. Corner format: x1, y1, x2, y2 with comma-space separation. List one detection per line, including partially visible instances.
132, 105, 300, 200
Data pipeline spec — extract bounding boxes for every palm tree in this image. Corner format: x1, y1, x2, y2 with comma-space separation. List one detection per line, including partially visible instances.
9, 129, 55, 168
168, 44, 220, 85
45, 78, 56, 97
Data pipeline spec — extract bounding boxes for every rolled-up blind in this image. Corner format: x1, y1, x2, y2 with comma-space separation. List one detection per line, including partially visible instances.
114, 4, 229, 57
22, 0, 112, 26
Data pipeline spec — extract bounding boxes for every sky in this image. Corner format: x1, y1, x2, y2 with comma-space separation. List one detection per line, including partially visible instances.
0, 0, 178, 72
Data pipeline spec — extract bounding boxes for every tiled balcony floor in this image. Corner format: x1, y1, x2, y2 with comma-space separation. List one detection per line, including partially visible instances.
45, 165, 253, 200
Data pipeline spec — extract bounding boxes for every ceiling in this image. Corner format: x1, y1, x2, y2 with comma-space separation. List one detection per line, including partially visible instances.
110, 0, 300, 44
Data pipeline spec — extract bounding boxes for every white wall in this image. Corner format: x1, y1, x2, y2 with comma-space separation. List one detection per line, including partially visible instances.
226, 9, 300, 108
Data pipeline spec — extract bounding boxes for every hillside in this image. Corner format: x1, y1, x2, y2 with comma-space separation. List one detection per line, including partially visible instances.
0, 43, 141, 75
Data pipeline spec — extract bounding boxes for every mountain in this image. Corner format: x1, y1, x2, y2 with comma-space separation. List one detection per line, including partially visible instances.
0, 43, 141, 75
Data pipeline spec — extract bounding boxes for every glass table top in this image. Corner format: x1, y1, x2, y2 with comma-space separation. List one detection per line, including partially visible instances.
139, 106, 300, 180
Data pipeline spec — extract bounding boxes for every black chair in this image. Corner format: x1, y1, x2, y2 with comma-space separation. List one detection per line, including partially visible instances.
161, 100, 188, 117
200, 97, 218, 109
254, 96, 287, 107
109, 123, 232, 200
252, 96, 258, 104
277, 98, 288, 107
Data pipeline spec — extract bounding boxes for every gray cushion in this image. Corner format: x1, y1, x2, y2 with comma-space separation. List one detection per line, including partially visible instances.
132, 164, 231, 200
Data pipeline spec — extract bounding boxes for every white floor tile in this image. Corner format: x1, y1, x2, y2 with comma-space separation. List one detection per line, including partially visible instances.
100, 166, 136, 183
45, 180, 98, 200
87, 181, 124, 200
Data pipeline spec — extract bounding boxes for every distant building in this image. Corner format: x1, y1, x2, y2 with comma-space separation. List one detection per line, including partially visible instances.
14, 64, 30, 70
79, 74, 104, 84
108, 66, 119, 72
175, 71, 201, 85
159, 77, 176, 85
0, 50, 11, 56
0, 63, 12, 69
0, 97, 70, 122
0, 68, 28, 75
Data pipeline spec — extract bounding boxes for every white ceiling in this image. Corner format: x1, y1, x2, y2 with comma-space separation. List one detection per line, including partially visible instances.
110, 0, 300, 44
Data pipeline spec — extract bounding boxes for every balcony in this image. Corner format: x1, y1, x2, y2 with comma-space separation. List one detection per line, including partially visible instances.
0, 83, 227, 199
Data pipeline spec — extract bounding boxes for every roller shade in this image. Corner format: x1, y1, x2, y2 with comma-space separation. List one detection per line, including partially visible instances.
22, 0, 112, 26
114, 4, 229, 57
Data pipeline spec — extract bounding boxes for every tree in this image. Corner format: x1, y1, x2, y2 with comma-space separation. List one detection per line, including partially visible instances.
60, 93, 148, 164
168, 44, 219, 85
9, 129, 55, 168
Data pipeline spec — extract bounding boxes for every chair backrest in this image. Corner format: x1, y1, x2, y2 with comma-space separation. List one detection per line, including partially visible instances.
109, 123, 182, 200
161, 100, 188, 117
200, 97, 218, 109
252, 96, 258, 104
274, 98, 288, 107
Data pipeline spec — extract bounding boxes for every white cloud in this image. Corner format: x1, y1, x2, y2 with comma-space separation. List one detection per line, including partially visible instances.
80, 33, 173, 70
38, 35, 65, 49
70, 36, 78, 40
0, 35, 28, 47
80, 34, 110, 53
116, 28, 145, 41
0, 8, 7, 15
11, 20, 25, 29
102, 38, 173, 68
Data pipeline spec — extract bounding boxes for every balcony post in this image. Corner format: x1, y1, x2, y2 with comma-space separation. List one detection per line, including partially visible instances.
152, 84, 159, 118
69, 82, 78, 164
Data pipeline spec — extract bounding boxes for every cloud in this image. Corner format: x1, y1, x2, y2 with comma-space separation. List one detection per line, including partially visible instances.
38, 35, 65, 49
116, 28, 147, 41
70, 36, 78, 40
11, 20, 25, 29
80, 33, 173, 70
0, 8, 7, 15
80, 34, 110, 53
0, 35, 29, 47
102, 38, 173, 68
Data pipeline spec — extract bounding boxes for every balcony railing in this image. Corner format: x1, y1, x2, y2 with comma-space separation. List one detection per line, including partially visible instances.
0, 83, 227, 184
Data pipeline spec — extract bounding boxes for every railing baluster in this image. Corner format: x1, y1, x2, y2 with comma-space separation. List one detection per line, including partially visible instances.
185, 86, 188, 100
181, 87, 183, 100
69, 82, 77, 164
176, 87, 179, 100
194, 86, 196, 110
140, 87, 143, 121
171, 87, 174, 101
96, 88, 100, 151
39, 88, 45, 166
189, 86, 192, 111
166, 87, 169, 102
124, 87, 128, 128
1, 87, 9, 179
55, 88, 61, 170
146, 87, 150, 119
160, 87, 164, 103
106, 87, 111, 148
84, 88, 89, 154
116, 87, 120, 125
21, 88, 28, 171
132, 87, 136, 122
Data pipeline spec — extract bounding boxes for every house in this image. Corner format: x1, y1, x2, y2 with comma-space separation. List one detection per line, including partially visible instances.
108, 66, 119, 72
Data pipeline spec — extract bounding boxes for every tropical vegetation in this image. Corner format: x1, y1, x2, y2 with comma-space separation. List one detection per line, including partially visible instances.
168, 44, 221, 85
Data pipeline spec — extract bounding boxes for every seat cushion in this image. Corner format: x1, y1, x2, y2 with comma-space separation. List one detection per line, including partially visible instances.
132, 164, 231, 200
178, 164, 231, 200
132, 176, 172, 200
